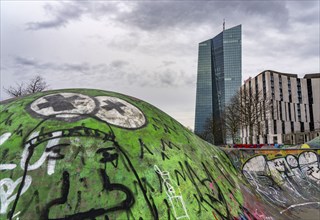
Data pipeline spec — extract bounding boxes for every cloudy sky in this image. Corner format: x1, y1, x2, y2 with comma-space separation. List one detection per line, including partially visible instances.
1, 0, 319, 129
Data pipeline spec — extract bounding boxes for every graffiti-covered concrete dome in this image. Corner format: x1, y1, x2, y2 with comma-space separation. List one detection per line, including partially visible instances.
0, 89, 319, 220
0, 89, 244, 219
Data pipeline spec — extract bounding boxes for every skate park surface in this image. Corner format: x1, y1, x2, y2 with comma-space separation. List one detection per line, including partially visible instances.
0, 88, 319, 219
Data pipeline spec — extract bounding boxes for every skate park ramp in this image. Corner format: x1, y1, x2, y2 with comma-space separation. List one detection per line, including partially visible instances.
224, 146, 320, 220
0, 88, 319, 220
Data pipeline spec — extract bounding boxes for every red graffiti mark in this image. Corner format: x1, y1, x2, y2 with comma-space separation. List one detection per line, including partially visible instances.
209, 182, 214, 190
216, 175, 223, 181
253, 209, 267, 220
243, 211, 254, 220
212, 211, 219, 220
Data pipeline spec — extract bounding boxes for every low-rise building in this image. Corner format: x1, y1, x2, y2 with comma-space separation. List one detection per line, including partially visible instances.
241, 70, 320, 144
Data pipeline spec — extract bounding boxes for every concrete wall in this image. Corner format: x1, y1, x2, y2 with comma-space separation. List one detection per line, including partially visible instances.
225, 148, 320, 218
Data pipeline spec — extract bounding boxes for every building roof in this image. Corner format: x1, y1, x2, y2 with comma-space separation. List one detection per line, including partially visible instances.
262, 70, 297, 78
304, 73, 320, 79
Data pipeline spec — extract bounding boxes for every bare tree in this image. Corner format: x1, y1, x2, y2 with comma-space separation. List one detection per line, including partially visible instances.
4, 82, 25, 97
196, 115, 225, 145
224, 95, 241, 144
4, 75, 49, 97
234, 87, 271, 144
197, 87, 271, 145
25, 75, 49, 94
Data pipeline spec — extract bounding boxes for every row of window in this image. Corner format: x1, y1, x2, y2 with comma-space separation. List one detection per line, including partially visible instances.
273, 120, 306, 134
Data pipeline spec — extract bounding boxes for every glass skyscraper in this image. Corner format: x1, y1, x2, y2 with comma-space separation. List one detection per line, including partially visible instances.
194, 25, 242, 144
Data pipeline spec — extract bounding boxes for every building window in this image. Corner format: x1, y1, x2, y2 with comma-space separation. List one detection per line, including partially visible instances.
297, 104, 301, 121
262, 72, 266, 99
300, 122, 305, 132
297, 79, 302, 104
288, 77, 292, 102
307, 79, 313, 104
310, 122, 314, 131
279, 76, 283, 101
273, 136, 278, 144
279, 102, 283, 120
305, 104, 308, 122
271, 73, 274, 98
264, 135, 268, 144
307, 79, 314, 132
285, 103, 287, 121
274, 120, 277, 134
288, 103, 292, 121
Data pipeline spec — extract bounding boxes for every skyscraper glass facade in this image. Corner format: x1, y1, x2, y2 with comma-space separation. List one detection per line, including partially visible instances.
194, 25, 242, 144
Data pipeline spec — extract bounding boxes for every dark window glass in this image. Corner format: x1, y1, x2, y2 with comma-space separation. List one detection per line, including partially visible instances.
300, 122, 304, 132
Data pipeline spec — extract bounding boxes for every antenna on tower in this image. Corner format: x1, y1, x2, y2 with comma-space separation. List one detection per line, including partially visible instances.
223, 19, 225, 31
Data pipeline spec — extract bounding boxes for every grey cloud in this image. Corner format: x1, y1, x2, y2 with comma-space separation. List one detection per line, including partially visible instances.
289, 1, 320, 24
14, 56, 91, 73
152, 69, 195, 87
12, 56, 193, 88
26, 2, 84, 30
60, 63, 91, 72
110, 60, 129, 68
26, 18, 67, 30
26, 1, 121, 30
121, 67, 195, 88
112, 1, 291, 31
162, 61, 176, 66
26, 1, 294, 31
15, 56, 38, 66
294, 12, 319, 24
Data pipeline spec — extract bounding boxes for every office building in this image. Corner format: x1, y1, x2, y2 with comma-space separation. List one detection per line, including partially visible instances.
194, 25, 242, 144
241, 70, 320, 144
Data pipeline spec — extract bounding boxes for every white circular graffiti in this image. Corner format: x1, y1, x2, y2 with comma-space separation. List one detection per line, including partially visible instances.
286, 155, 298, 168
30, 93, 96, 119
95, 96, 146, 129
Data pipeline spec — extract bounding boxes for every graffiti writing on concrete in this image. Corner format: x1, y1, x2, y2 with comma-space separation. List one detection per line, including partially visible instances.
154, 165, 189, 219
0, 176, 32, 214
2, 89, 309, 220
242, 151, 320, 208
0, 132, 16, 171
0, 133, 11, 145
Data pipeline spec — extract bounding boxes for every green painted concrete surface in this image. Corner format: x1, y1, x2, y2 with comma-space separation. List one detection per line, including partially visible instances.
0, 89, 319, 220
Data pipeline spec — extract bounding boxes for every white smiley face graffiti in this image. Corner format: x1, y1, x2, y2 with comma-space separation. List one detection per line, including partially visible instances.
95, 96, 146, 129
28, 93, 146, 129
30, 93, 96, 119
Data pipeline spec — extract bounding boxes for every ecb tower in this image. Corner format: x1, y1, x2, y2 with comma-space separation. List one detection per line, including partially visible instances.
194, 25, 242, 145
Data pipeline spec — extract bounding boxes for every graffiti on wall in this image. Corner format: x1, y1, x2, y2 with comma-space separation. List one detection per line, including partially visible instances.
242, 150, 320, 210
